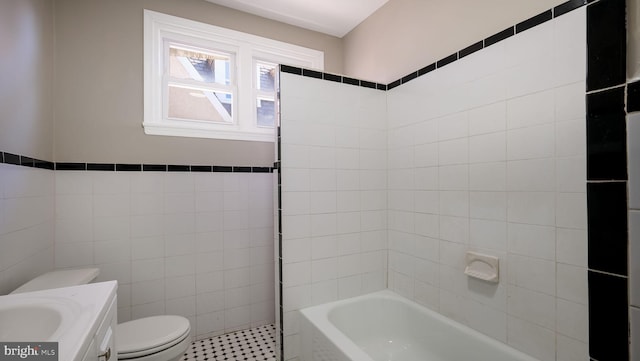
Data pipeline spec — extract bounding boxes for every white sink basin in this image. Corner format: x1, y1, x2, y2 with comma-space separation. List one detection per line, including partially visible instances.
0, 281, 117, 361
0, 297, 79, 341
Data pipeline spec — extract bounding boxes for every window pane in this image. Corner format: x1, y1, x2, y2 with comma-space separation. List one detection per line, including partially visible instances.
256, 98, 275, 127
169, 45, 231, 85
256, 61, 276, 91
168, 85, 232, 122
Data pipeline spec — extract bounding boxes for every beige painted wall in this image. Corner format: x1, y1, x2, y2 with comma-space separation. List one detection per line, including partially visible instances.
0, 0, 54, 160
53, 0, 343, 166
343, 0, 569, 84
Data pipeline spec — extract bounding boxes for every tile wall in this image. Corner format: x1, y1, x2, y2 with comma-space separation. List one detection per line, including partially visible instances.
628, 81, 640, 361
385, 7, 587, 361
0, 163, 55, 295
53, 170, 274, 340
584, 0, 630, 360
278, 73, 389, 360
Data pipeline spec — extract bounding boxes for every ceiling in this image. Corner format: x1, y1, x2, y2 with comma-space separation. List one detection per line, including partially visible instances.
204, 0, 389, 38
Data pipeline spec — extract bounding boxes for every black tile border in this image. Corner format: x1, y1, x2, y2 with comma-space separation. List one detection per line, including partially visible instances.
459, 41, 484, 59
279, 0, 587, 93
0, 151, 274, 173
516, 10, 553, 33
554, 0, 588, 17
280, 65, 387, 91
628, 79, 640, 113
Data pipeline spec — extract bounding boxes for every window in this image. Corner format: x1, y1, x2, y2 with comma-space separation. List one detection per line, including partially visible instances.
143, 10, 324, 141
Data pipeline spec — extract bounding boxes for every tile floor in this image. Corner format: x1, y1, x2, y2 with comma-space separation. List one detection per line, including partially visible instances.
182, 324, 276, 361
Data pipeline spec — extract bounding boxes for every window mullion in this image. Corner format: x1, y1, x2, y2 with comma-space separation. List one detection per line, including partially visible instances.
237, 44, 254, 131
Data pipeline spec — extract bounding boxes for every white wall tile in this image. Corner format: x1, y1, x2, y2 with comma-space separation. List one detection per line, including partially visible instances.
506, 124, 555, 160
469, 132, 506, 163
468, 101, 507, 136
506, 89, 555, 129
556, 120, 586, 158
507, 316, 556, 361
556, 193, 587, 229
629, 114, 640, 209
507, 254, 555, 295
556, 298, 588, 342
507, 223, 555, 260
438, 138, 469, 165
507, 192, 555, 226
507, 159, 555, 192
469, 163, 506, 191
556, 157, 586, 193
632, 211, 640, 307
470, 219, 507, 251
556, 263, 588, 305
556, 333, 588, 361
508, 286, 555, 329
632, 307, 640, 361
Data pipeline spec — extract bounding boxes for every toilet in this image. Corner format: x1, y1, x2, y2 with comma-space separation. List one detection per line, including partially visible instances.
11, 268, 191, 361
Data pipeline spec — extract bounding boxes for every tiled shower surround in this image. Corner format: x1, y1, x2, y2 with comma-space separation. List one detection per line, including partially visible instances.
278, 74, 389, 360
0, 163, 275, 341
279, 6, 589, 361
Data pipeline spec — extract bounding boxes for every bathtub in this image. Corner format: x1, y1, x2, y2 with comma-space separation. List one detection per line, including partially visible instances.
299, 290, 539, 361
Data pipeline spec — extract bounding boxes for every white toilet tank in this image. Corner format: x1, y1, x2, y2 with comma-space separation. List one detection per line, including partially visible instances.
11, 268, 100, 294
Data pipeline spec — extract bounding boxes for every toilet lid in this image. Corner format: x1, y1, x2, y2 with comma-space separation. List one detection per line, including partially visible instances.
117, 316, 190, 356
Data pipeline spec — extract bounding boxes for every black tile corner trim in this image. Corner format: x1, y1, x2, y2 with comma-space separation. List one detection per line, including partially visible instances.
361, 80, 377, 89
587, 181, 628, 276
588, 270, 629, 360
586, 86, 627, 181
586, 0, 626, 91
387, 79, 402, 90
516, 10, 553, 33
376, 83, 387, 91
628, 80, 640, 112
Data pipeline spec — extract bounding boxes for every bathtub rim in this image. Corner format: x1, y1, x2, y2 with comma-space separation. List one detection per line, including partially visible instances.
299, 289, 541, 361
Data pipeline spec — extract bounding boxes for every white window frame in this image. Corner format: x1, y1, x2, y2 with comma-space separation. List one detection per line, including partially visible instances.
143, 10, 324, 142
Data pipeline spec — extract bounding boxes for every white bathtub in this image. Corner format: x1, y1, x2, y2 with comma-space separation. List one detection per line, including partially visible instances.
299, 290, 539, 361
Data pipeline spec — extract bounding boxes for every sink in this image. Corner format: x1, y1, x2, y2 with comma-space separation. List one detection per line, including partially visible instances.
0, 299, 78, 341
0, 281, 117, 361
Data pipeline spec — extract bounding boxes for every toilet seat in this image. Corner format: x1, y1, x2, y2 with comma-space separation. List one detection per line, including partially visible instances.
117, 315, 191, 359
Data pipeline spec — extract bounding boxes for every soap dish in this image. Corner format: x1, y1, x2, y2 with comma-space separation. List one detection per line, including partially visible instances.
464, 251, 499, 283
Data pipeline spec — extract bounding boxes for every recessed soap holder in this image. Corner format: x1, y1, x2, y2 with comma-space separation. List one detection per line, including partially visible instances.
464, 251, 499, 283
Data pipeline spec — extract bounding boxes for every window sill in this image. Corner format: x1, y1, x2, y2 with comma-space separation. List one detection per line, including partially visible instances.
142, 121, 275, 142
